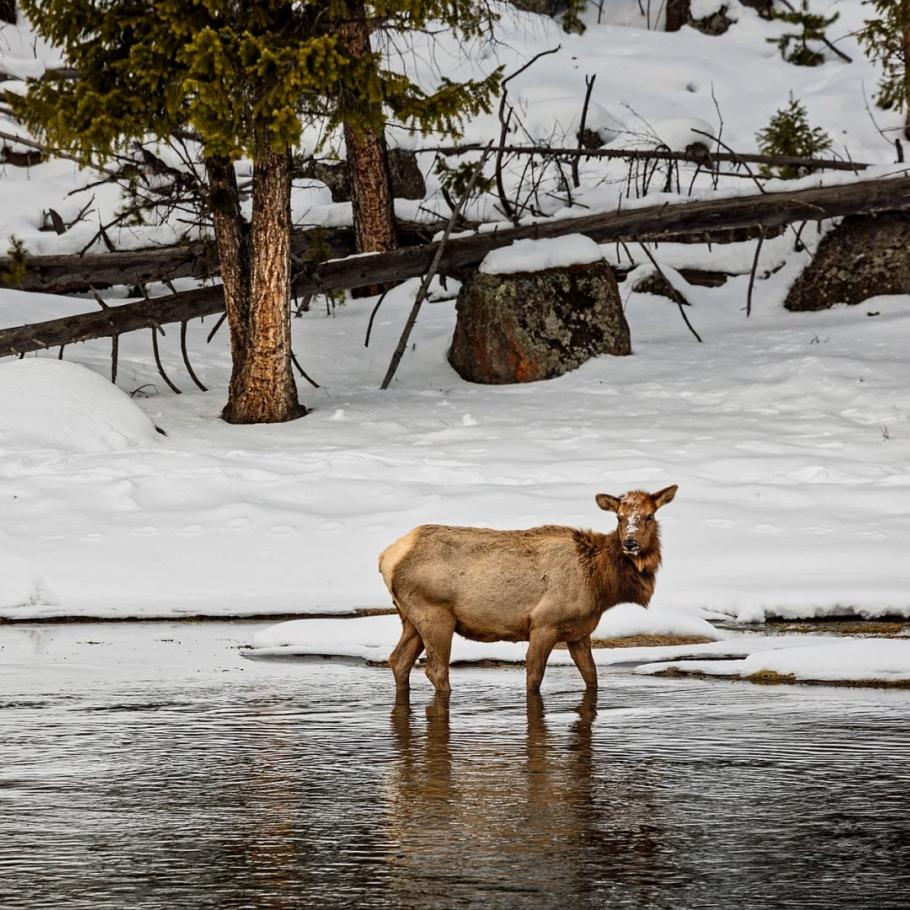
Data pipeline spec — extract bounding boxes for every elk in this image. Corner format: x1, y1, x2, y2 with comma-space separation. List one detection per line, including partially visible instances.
378, 485, 677, 695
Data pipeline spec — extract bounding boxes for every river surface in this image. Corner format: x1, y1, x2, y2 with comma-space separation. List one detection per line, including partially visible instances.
1, 621, 909, 909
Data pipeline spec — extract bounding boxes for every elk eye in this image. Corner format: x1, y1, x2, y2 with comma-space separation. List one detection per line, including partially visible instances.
646, 514, 654, 522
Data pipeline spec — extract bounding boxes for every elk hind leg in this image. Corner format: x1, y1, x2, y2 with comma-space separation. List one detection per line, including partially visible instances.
389, 617, 424, 690
567, 635, 598, 690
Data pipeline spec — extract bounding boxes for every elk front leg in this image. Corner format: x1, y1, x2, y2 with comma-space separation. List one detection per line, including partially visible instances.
567, 635, 598, 690
525, 627, 560, 694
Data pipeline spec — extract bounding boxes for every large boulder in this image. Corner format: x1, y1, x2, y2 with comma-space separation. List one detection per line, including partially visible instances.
785, 213, 910, 311
449, 236, 632, 384
300, 149, 425, 203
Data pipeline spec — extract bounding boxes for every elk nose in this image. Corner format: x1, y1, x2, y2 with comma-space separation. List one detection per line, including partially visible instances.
623, 538, 639, 551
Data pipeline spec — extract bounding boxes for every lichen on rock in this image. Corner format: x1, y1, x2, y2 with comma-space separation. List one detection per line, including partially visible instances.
449, 260, 632, 384
785, 213, 910, 311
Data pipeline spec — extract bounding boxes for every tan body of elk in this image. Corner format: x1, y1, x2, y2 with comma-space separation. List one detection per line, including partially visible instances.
379, 485, 677, 695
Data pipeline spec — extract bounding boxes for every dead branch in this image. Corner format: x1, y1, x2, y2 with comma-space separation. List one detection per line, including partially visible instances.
636, 243, 703, 343
415, 142, 872, 173
150, 325, 181, 394
572, 74, 597, 190
180, 320, 207, 391
380, 147, 493, 390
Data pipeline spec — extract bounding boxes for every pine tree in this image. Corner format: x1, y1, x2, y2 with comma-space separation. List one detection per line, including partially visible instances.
756, 95, 833, 178
768, 0, 839, 66
18, 1, 501, 422
859, 0, 910, 140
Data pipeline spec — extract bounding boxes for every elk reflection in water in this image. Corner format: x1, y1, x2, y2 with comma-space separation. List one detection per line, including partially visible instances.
383, 690, 665, 906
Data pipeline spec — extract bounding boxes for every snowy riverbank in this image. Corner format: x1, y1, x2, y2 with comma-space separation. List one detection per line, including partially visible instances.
1, 275, 908, 622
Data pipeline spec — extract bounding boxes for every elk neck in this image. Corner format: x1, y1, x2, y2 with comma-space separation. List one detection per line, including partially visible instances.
575, 528, 660, 612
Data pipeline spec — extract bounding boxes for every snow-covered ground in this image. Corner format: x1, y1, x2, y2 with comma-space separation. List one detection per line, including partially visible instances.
0, 3, 908, 632
0, 273, 906, 622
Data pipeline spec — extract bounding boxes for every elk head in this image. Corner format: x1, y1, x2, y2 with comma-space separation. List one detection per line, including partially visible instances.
595, 486, 678, 566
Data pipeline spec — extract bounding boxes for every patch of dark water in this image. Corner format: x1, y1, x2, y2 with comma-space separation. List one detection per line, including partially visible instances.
1, 622, 909, 909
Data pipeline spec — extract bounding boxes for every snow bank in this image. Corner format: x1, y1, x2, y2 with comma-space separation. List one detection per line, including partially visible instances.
246, 616, 850, 685
594, 603, 725, 640
0, 359, 159, 453
251, 605, 724, 663
640, 639, 910, 684
250, 614, 532, 664
479, 234, 604, 275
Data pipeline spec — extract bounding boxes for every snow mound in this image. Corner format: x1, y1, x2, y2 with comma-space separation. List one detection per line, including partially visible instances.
640, 639, 910, 684
479, 234, 604, 275
595, 603, 725, 640
0, 359, 159, 453
521, 97, 626, 146
620, 117, 715, 152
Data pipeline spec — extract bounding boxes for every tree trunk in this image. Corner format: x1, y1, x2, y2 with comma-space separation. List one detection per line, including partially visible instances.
338, 0, 398, 256
222, 145, 304, 424
205, 156, 252, 416
904, 4, 910, 140
0, 1, 15, 25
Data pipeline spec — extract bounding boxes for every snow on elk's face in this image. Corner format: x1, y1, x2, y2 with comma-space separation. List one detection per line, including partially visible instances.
595, 486, 678, 557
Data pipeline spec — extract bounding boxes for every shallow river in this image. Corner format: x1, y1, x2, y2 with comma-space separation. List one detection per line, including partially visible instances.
1, 621, 909, 909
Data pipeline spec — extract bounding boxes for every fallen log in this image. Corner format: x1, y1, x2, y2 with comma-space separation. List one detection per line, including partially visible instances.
0, 221, 447, 294
2, 174, 910, 358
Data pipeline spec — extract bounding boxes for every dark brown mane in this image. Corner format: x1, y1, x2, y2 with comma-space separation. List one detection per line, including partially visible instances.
573, 528, 660, 612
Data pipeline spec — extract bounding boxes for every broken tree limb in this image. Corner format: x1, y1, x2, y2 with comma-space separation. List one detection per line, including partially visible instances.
3, 173, 910, 359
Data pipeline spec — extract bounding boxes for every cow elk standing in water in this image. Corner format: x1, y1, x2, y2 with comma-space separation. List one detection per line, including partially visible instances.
378, 485, 678, 695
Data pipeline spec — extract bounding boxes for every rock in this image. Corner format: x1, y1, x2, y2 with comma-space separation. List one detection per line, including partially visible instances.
785, 213, 910, 311
689, 6, 734, 34
507, 0, 561, 13
577, 127, 605, 150
668, 0, 770, 33
740, 0, 772, 16
632, 270, 688, 305
299, 149, 426, 202
386, 149, 426, 200
449, 261, 632, 384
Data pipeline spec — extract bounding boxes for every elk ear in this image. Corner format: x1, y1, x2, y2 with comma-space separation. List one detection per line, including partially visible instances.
596, 493, 621, 513
652, 485, 678, 509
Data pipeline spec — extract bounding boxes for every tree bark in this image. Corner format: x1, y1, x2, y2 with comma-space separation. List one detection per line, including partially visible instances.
338, 0, 398, 256
222, 146, 304, 424
903, 3, 910, 140
205, 156, 252, 416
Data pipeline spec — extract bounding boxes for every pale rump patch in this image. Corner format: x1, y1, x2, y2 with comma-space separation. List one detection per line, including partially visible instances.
378, 528, 420, 591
